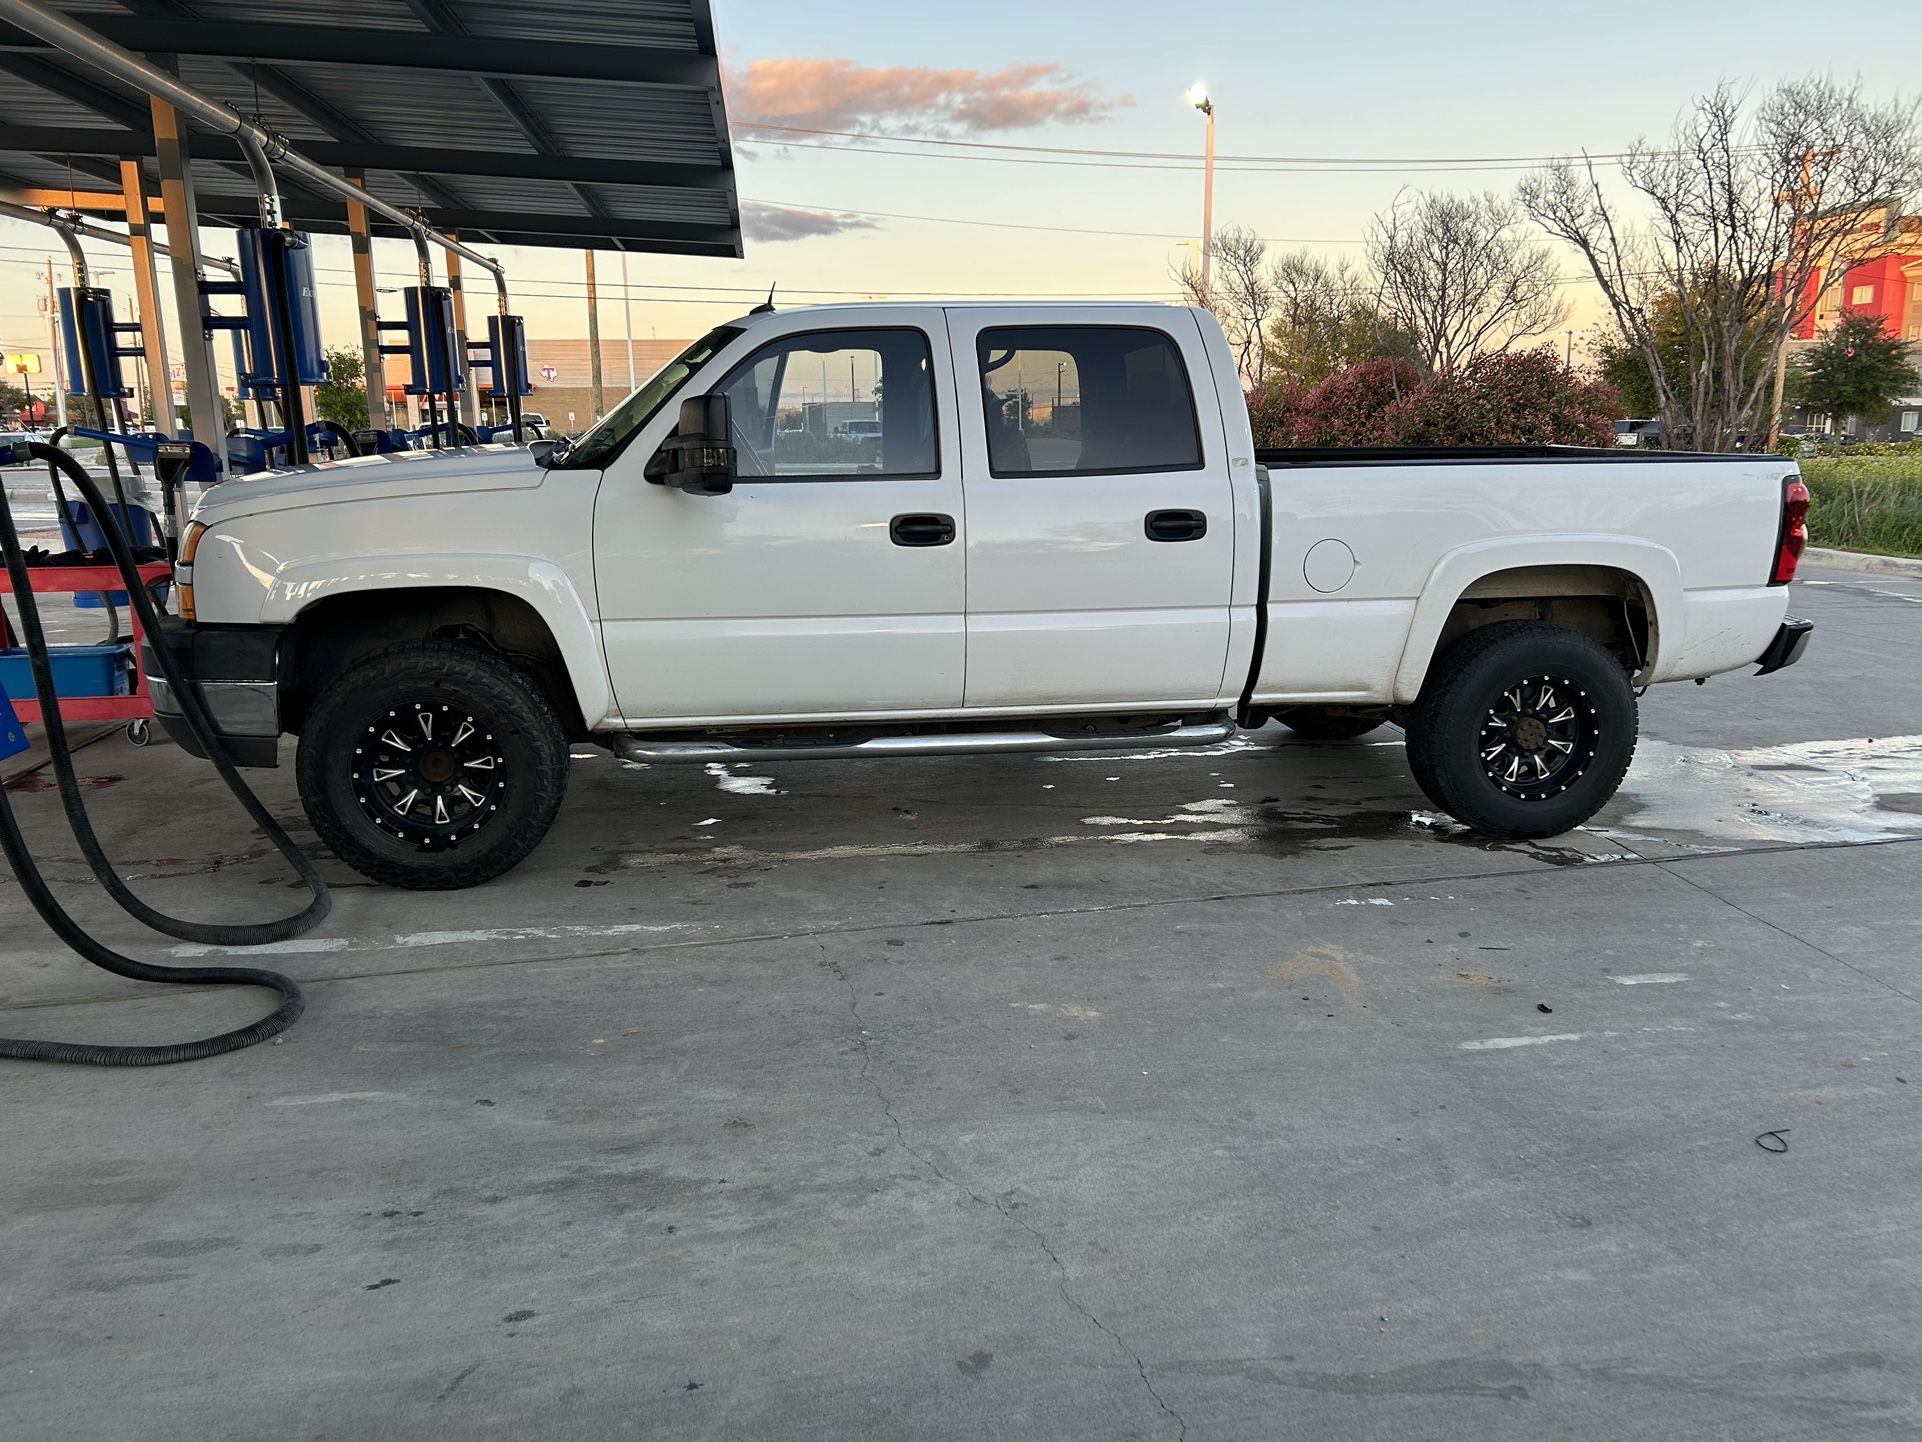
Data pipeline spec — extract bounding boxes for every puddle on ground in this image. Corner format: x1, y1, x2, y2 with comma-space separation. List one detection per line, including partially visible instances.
1607, 734, 1922, 847
578, 732, 1922, 876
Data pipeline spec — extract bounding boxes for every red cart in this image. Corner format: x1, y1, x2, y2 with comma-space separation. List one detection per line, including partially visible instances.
0, 560, 173, 744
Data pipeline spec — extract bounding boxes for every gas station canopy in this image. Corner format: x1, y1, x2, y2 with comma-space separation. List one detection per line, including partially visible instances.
0, 0, 742, 257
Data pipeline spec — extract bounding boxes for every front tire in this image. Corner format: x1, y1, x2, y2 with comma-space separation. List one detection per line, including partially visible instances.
1404, 622, 1636, 840
296, 640, 570, 890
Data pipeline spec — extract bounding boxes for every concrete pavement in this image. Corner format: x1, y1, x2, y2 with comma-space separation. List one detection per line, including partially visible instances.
1, 563, 1917, 1440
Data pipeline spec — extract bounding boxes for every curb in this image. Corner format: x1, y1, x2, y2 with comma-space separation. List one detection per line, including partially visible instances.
1804, 546, 1922, 579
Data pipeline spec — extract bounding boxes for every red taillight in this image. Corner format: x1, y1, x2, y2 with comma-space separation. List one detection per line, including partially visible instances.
1773, 478, 1810, 585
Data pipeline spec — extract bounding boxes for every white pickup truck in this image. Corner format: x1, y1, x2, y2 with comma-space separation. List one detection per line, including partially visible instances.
148, 303, 1813, 889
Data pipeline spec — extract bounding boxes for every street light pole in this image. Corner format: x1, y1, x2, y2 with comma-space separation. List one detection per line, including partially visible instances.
1563, 329, 1581, 368
1187, 84, 1215, 303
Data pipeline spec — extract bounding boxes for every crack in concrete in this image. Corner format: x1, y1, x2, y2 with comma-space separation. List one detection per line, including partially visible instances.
819, 940, 1188, 1441
1653, 862, 1921, 1005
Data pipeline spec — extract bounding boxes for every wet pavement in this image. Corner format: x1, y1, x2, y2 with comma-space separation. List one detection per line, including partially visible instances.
1, 562, 1918, 1440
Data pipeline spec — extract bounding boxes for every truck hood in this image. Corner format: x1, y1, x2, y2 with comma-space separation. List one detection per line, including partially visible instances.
193, 445, 552, 524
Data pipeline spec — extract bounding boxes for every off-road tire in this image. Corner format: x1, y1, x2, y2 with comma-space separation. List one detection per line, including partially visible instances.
296, 639, 570, 890
1273, 706, 1384, 741
1404, 621, 1636, 840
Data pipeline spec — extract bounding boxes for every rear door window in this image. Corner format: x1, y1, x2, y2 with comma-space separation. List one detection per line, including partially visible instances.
974, 326, 1203, 477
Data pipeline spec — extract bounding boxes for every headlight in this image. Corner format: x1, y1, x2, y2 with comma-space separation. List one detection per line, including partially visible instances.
177, 521, 206, 619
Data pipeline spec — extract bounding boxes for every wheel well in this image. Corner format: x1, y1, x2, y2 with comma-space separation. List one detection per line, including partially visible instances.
280, 587, 585, 738
1433, 565, 1654, 677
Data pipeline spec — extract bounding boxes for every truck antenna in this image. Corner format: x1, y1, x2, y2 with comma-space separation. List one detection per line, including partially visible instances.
750, 282, 777, 315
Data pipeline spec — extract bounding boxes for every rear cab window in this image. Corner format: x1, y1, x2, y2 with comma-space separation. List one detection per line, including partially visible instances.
974, 325, 1203, 477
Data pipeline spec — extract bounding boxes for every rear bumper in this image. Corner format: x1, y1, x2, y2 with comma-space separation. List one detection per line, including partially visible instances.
1754, 616, 1813, 677
140, 618, 285, 768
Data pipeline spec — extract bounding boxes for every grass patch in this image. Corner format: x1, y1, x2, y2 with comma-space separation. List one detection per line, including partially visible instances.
1799, 454, 1922, 559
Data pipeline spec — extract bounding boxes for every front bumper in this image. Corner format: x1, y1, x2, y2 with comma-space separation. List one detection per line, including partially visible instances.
140, 618, 285, 768
1754, 616, 1813, 677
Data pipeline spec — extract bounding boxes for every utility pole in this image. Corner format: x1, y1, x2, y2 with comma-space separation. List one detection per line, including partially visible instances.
585, 249, 604, 421
43, 259, 67, 428
620, 249, 636, 391
1187, 85, 1216, 303
1767, 145, 1832, 452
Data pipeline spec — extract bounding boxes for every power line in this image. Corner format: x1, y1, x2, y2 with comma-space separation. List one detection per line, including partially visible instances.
735, 135, 1606, 174
735, 120, 1658, 168
741, 197, 1359, 245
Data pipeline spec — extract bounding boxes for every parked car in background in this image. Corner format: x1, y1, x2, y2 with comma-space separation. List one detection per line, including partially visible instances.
1613, 418, 1656, 448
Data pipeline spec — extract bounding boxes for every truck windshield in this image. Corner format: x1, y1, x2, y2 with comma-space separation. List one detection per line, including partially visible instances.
548, 326, 741, 469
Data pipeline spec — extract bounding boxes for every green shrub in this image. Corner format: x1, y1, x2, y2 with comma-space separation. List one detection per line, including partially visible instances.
1799, 454, 1922, 559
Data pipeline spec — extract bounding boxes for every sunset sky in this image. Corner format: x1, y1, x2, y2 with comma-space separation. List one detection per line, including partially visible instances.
2, 0, 1916, 391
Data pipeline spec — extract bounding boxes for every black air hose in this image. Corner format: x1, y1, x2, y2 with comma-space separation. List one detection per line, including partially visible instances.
0, 442, 330, 1065
311, 420, 363, 457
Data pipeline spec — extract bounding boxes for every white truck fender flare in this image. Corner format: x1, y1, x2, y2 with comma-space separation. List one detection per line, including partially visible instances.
1390, 535, 1684, 705
259, 554, 613, 728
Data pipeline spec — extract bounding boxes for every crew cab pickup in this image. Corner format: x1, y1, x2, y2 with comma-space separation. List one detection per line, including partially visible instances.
149, 304, 1814, 889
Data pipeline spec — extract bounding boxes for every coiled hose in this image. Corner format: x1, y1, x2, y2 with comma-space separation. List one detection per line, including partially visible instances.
0, 442, 331, 1065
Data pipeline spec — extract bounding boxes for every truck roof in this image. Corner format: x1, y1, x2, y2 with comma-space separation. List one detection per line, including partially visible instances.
723, 300, 1193, 325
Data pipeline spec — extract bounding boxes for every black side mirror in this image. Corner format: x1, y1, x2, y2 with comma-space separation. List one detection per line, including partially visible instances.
654, 393, 735, 495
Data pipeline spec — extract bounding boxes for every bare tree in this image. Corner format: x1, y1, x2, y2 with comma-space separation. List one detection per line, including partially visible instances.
1267, 249, 1415, 387
1177, 226, 1276, 384
1519, 77, 1921, 450
1367, 191, 1567, 374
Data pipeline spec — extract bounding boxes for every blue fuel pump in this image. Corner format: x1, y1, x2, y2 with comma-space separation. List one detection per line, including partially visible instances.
377, 285, 472, 448
202, 227, 333, 469
470, 312, 532, 441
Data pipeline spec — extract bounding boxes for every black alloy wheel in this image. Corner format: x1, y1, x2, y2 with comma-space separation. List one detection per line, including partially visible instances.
1475, 675, 1599, 801
297, 640, 570, 889
1404, 621, 1637, 840
351, 699, 506, 849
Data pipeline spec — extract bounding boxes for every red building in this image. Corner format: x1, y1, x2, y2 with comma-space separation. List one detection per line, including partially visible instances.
1791, 215, 1922, 343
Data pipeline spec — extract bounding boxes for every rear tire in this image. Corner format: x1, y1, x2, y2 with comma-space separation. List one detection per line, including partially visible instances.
1273, 706, 1384, 741
296, 639, 570, 890
1404, 622, 1636, 840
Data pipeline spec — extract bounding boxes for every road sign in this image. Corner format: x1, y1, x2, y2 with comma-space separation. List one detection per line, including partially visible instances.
5, 352, 41, 375
539, 364, 558, 381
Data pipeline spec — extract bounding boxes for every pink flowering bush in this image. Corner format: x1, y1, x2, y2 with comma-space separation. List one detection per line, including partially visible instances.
1253, 349, 1620, 449
1289, 359, 1425, 447
1383, 349, 1620, 447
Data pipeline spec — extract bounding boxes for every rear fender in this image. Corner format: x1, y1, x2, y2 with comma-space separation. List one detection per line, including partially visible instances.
1392, 536, 1682, 704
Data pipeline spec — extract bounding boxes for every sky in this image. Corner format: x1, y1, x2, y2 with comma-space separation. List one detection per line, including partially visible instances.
2, 0, 1917, 396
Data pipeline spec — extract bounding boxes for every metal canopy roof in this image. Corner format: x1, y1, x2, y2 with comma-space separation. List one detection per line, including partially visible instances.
0, 0, 742, 256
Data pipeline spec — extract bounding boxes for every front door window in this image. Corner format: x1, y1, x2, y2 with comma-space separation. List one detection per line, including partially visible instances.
716, 328, 938, 480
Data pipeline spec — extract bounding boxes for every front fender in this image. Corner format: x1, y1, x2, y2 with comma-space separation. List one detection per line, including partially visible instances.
261, 554, 613, 729
1391, 536, 1683, 704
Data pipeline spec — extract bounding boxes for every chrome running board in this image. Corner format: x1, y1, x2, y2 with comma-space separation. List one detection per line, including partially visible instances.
611, 718, 1237, 765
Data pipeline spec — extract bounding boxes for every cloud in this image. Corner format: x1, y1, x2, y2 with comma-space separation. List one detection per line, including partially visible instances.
729, 57, 1129, 136
741, 204, 881, 244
